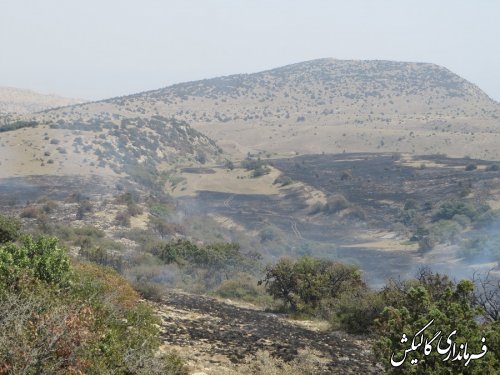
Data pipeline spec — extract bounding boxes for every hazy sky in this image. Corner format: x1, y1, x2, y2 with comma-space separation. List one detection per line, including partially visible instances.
1, 0, 499, 101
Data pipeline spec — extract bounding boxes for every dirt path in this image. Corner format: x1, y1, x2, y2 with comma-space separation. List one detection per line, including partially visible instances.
290, 219, 304, 240
157, 290, 382, 374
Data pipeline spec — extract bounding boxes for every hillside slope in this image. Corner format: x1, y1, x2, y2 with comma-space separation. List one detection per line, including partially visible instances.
29, 58, 500, 159
0, 115, 220, 180
0, 86, 84, 114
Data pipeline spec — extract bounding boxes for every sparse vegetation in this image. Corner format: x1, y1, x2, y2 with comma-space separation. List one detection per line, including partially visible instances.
241, 157, 271, 178
20, 206, 41, 219
273, 174, 293, 186
0, 120, 38, 133
323, 194, 351, 214
214, 272, 274, 307
224, 159, 235, 170
465, 162, 478, 171
148, 239, 260, 289
115, 210, 131, 227
76, 199, 93, 219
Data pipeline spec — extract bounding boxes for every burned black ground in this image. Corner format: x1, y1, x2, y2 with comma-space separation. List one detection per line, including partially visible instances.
178, 153, 500, 283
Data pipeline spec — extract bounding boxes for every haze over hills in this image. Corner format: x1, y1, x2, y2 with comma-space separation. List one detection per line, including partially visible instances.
1, 60, 499, 373
0, 86, 85, 114
29, 58, 500, 159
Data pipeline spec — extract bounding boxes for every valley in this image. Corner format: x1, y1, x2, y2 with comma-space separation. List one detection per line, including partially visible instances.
1, 58, 498, 374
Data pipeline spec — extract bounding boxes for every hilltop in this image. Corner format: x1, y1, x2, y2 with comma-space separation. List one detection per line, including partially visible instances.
30, 58, 500, 159
0, 86, 84, 114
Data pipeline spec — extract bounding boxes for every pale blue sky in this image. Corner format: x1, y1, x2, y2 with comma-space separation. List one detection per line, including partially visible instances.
1, 0, 499, 101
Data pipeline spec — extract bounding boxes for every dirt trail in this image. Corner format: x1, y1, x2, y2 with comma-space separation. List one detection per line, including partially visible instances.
157, 290, 382, 374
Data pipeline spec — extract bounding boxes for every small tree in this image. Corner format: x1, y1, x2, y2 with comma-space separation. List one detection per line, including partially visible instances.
224, 159, 235, 170
259, 256, 365, 313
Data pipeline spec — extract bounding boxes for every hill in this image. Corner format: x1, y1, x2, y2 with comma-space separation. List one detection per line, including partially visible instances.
0, 86, 84, 114
0, 115, 220, 180
31, 58, 500, 160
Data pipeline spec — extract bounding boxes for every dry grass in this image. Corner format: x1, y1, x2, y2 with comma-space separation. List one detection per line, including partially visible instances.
0, 125, 117, 178
0, 86, 84, 114
167, 166, 282, 197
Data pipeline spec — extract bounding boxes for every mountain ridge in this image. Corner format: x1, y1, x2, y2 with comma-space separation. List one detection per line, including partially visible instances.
60, 58, 497, 105
0, 86, 85, 114
13, 58, 500, 160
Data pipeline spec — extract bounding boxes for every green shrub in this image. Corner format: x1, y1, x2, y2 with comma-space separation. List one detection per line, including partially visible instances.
465, 163, 477, 171
76, 200, 93, 219
79, 245, 125, 272
400, 208, 421, 227
132, 280, 165, 302
0, 236, 71, 287
458, 232, 500, 263
20, 206, 41, 219
149, 204, 173, 218
258, 227, 281, 243
115, 191, 139, 205
433, 200, 471, 221
323, 194, 351, 214
41, 200, 58, 213
0, 120, 37, 133
273, 175, 293, 186
374, 278, 498, 373
241, 157, 270, 177
342, 206, 367, 221
127, 202, 144, 217
69, 263, 186, 374
149, 217, 185, 239
474, 209, 500, 229
428, 219, 463, 244
73, 225, 106, 238
115, 210, 131, 227
327, 289, 386, 333
252, 165, 271, 177
403, 199, 418, 210
150, 240, 258, 288
452, 213, 472, 227
309, 202, 324, 215
214, 273, 274, 307
0, 221, 184, 374
0, 214, 20, 244
418, 235, 435, 253
259, 256, 365, 313
224, 159, 235, 170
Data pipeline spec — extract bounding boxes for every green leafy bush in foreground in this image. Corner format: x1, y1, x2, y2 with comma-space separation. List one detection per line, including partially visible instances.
0, 223, 185, 374
374, 271, 499, 374
260, 256, 498, 373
